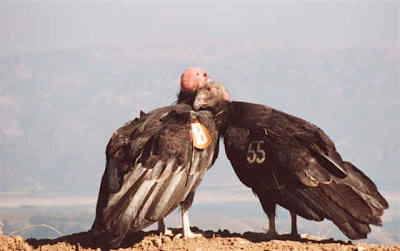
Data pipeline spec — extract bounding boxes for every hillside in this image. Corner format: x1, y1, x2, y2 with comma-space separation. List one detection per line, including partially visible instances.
1, 44, 398, 196
1, 227, 399, 251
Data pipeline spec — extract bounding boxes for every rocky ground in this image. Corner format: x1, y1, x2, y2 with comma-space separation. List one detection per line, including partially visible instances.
0, 227, 398, 251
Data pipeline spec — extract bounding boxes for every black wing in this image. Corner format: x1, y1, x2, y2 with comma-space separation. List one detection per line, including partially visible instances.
223, 101, 388, 239
92, 103, 219, 247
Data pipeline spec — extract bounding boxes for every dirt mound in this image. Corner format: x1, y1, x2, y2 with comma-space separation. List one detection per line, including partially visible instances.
1, 227, 398, 251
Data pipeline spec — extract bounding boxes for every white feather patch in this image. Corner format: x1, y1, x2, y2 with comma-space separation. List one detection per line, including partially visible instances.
156, 160, 175, 182
104, 178, 155, 226
151, 171, 185, 219
189, 153, 200, 175
122, 179, 156, 224
150, 161, 164, 180
175, 163, 187, 174
133, 182, 164, 225
108, 163, 145, 206
182, 171, 202, 199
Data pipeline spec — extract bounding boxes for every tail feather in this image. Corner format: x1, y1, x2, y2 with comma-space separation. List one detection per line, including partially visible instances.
342, 162, 389, 221
320, 182, 373, 224
278, 189, 325, 221
301, 186, 371, 239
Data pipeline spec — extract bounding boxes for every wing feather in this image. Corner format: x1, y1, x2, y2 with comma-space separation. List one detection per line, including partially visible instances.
93, 104, 220, 247
155, 160, 175, 182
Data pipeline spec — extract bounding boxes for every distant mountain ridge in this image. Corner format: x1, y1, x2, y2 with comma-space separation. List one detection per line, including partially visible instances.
1, 44, 397, 197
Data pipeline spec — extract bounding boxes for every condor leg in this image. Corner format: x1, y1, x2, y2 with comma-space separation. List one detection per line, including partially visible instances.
290, 211, 300, 238
261, 200, 278, 239
180, 192, 201, 238
157, 218, 172, 236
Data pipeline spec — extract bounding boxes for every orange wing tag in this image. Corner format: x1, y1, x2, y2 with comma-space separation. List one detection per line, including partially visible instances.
191, 121, 211, 149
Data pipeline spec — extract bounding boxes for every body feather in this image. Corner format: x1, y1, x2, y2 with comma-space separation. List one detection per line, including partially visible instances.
223, 101, 388, 239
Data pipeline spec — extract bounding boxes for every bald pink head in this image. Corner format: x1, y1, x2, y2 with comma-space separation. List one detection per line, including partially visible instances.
220, 84, 230, 102
180, 67, 211, 93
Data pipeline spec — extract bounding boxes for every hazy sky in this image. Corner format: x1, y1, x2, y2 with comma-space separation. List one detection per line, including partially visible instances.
0, 1, 399, 244
1, 1, 398, 54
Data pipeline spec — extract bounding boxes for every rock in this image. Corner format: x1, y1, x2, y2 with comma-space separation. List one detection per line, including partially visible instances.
191, 226, 200, 232
173, 234, 182, 240
356, 246, 366, 251
153, 238, 162, 248
162, 236, 172, 244
14, 236, 24, 242
234, 237, 249, 245
221, 229, 230, 237
23, 243, 32, 251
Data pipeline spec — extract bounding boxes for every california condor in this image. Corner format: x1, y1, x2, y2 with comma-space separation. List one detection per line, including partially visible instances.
222, 101, 388, 239
91, 75, 229, 248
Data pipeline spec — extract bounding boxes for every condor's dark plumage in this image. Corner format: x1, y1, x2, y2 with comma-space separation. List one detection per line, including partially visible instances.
91, 81, 229, 248
223, 101, 388, 239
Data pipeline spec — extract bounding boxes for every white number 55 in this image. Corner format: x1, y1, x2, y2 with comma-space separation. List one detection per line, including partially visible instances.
247, 140, 266, 164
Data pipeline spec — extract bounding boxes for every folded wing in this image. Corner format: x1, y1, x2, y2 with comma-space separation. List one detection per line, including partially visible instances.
93, 104, 218, 247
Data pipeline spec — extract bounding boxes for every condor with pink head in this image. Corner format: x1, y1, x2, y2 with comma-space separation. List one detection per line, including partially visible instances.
91, 67, 230, 249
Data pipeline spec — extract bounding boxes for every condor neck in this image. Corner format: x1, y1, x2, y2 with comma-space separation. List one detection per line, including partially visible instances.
177, 91, 196, 105
213, 104, 229, 132
220, 103, 237, 135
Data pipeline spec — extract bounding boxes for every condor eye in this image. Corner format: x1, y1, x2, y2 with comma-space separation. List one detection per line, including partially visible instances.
203, 73, 208, 78
207, 86, 212, 91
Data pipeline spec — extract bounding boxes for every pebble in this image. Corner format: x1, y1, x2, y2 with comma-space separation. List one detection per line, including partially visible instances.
25, 244, 32, 251
221, 229, 230, 236
203, 230, 213, 238
162, 236, 172, 244
153, 238, 162, 247
14, 236, 24, 242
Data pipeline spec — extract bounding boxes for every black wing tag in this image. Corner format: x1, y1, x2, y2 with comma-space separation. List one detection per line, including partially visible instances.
246, 140, 266, 164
